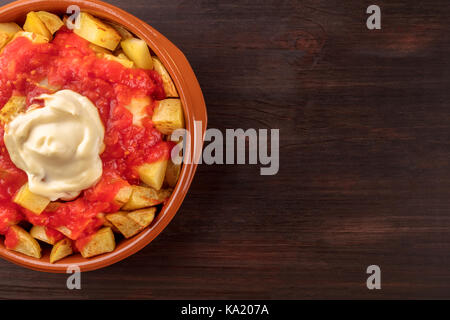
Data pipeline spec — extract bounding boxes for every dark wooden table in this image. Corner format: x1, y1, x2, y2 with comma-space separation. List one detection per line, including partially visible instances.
1, 0, 450, 299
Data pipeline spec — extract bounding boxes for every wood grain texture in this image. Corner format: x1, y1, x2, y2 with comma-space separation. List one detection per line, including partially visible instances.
1, 0, 450, 299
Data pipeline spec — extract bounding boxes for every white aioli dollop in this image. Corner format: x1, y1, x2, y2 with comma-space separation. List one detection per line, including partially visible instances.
4, 90, 105, 201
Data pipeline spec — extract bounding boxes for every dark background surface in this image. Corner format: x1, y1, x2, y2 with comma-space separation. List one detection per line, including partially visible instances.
1, 0, 450, 299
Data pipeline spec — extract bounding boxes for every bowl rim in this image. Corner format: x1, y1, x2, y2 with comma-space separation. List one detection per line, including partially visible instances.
0, 0, 207, 272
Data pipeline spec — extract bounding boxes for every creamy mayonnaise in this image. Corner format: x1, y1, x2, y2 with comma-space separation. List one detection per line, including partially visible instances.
4, 90, 105, 201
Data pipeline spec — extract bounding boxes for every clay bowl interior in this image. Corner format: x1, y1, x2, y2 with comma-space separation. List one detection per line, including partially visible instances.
0, 0, 206, 272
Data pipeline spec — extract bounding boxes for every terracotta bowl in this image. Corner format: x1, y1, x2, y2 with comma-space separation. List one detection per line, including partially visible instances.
0, 0, 207, 272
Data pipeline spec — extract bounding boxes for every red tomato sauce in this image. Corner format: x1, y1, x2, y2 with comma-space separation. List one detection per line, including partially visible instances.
44, 226, 64, 243
0, 203, 23, 234
4, 226, 18, 249
0, 28, 171, 243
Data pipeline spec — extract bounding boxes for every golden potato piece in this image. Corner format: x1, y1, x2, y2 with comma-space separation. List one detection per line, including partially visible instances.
103, 219, 113, 228
128, 207, 156, 228
165, 159, 181, 187
13, 183, 50, 215
5, 225, 41, 258
152, 99, 185, 135
0, 22, 22, 49
55, 226, 72, 238
99, 52, 134, 68
138, 160, 168, 191
114, 185, 133, 207
50, 238, 73, 263
122, 185, 171, 211
23, 11, 52, 40
124, 96, 151, 127
0, 95, 26, 124
117, 53, 133, 63
107, 21, 133, 40
103, 219, 120, 233
0, 33, 9, 50
30, 225, 60, 245
78, 227, 116, 258
106, 212, 143, 238
74, 12, 121, 50
121, 38, 153, 69
0, 22, 22, 35
152, 57, 178, 98
12, 31, 49, 44
89, 43, 111, 54
36, 11, 64, 34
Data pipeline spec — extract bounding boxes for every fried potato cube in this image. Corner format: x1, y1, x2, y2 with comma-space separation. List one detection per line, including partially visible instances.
13, 183, 50, 215
74, 12, 121, 50
165, 159, 181, 187
23, 11, 52, 40
0, 95, 26, 124
0, 22, 22, 35
124, 96, 151, 127
30, 225, 62, 245
121, 38, 153, 69
36, 11, 64, 34
122, 185, 171, 210
107, 21, 133, 40
12, 31, 49, 44
138, 160, 168, 191
78, 227, 116, 258
89, 43, 111, 54
128, 207, 156, 228
114, 185, 133, 207
152, 99, 185, 135
99, 52, 134, 68
103, 219, 120, 233
5, 225, 41, 258
50, 238, 73, 263
0, 33, 8, 50
117, 53, 134, 64
106, 212, 143, 238
55, 226, 72, 238
152, 57, 179, 97
0, 22, 22, 49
